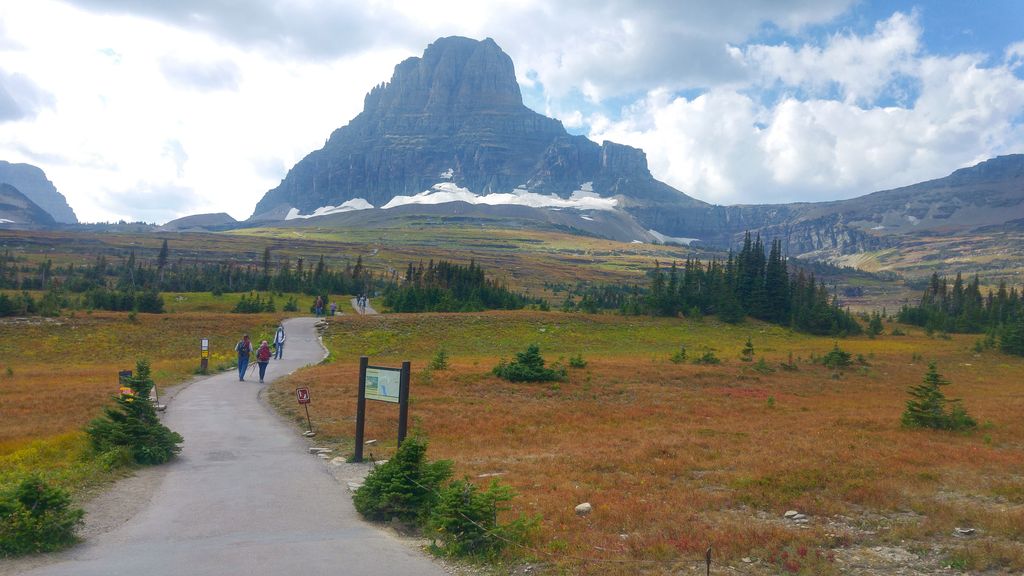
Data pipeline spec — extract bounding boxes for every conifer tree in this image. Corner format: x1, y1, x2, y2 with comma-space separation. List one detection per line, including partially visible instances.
901, 363, 976, 430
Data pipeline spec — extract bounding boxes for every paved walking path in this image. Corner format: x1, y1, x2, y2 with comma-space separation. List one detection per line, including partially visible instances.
13, 317, 447, 576
350, 297, 379, 315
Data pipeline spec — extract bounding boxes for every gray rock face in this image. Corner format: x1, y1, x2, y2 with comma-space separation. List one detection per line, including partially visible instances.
0, 183, 58, 227
0, 161, 78, 224
251, 36, 702, 220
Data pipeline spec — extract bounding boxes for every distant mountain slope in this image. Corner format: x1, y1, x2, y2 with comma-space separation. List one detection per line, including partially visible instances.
251, 36, 704, 221
0, 161, 77, 224
0, 183, 58, 227
161, 212, 238, 231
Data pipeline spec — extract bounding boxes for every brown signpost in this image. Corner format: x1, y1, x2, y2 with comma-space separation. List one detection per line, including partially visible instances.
295, 387, 313, 435
353, 356, 410, 463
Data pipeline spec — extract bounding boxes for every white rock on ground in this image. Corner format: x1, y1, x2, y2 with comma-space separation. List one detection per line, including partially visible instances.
575, 503, 592, 516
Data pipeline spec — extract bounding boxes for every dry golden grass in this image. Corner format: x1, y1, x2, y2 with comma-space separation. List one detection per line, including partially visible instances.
0, 311, 283, 453
270, 311, 1024, 574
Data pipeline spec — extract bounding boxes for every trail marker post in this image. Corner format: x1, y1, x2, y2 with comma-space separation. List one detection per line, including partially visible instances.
118, 370, 133, 398
295, 387, 313, 436
200, 338, 209, 374
353, 356, 410, 463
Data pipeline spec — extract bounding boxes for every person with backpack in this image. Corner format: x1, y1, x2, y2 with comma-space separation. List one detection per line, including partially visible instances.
235, 334, 253, 381
255, 340, 272, 383
273, 324, 286, 359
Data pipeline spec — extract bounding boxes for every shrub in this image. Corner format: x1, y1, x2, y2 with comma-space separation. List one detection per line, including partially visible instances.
740, 337, 755, 361
283, 296, 299, 312
670, 345, 687, 364
492, 344, 567, 382
86, 359, 183, 465
902, 363, 977, 431
232, 292, 275, 313
751, 357, 775, 374
568, 353, 587, 369
0, 476, 84, 556
427, 479, 537, 559
819, 343, 852, 370
353, 437, 452, 524
429, 349, 449, 370
692, 350, 721, 365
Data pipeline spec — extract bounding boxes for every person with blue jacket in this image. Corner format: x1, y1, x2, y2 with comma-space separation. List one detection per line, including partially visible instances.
235, 334, 253, 381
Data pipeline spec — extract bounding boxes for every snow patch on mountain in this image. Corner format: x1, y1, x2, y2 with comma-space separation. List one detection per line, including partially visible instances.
286, 199, 374, 220
381, 182, 618, 211
648, 229, 700, 245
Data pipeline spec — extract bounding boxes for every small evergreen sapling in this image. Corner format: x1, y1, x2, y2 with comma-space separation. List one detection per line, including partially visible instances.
86, 359, 183, 464
353, 436, 452, 523
740, 337, 755, 361
901, 363, 977, 431
492, 344, 566, 382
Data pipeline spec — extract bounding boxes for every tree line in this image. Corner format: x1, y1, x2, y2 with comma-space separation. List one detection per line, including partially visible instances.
383, 260, 532, 312
897, 272, 1024, 355
563, 233, 862, 335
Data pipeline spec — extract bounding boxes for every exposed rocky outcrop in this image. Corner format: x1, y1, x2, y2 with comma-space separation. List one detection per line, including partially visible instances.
0, 161, 77, 224
0, 183, 58, 227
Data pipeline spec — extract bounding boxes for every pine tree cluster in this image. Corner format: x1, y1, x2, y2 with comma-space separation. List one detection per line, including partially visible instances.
898, 272, 1024, 356
639, 233, 862, 335
384, 260, 531, 312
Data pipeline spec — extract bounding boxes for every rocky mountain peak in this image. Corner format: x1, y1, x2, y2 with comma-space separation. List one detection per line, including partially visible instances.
251, 36, 695, 221
363, 36, 522, 114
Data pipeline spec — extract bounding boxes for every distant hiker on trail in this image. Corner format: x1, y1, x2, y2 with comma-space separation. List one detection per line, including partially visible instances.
235, 334, 253, 381
329, 301, 337, 316
256, 340, 272, 383
273, 324, 286, 360
314, 295, 324, 317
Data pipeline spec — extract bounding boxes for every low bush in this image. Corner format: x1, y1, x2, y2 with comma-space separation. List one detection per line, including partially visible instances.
568, 353, 587, 369
493, 344, 566, 382
430, 349, 450, 371
353, 436, 452, 524
427, 479, 537, 559
819, 342, 852, 370
692, 350, 721, 365
0, 476, 84, 556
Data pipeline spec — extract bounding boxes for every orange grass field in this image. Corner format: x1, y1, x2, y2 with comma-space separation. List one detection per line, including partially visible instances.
0, 311, 284, 454
269, 311, 1024, 575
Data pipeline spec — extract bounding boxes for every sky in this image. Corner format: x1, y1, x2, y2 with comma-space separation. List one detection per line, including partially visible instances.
1, 1, 1023, 224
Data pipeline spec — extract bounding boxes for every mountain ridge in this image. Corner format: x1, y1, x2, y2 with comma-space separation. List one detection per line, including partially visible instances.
0, 161, 78, 224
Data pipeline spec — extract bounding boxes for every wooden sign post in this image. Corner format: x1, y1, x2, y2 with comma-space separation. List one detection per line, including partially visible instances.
353, 356, 410, 463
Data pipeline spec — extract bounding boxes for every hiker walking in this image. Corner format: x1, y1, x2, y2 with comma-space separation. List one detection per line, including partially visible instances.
273, 324, 286, 359
235, 334, 253, 381
256, 340, 272, 383
314, 295, 324, 317
329, 301, 337, 316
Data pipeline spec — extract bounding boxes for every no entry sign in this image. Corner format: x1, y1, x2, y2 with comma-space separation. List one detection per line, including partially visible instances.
296, 387, 311, 404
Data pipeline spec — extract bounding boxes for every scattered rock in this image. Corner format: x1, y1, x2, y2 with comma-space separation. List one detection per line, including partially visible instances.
317, 453, 329, 459
742, 557, 753, 563
954, 527, 976, 537
330, 457, 347, 466
477, 471, 507, 478
347, 482, 363, 492
784, 510, 799, 519
575, 502, 592, 516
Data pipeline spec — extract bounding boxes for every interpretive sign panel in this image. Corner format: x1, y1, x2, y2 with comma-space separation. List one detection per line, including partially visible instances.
364, 366, 401, 403
296, 387, 311, 404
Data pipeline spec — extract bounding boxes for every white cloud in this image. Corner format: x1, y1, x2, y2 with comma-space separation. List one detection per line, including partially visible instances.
738, 12, 921, 104
589, 12, 1024, 205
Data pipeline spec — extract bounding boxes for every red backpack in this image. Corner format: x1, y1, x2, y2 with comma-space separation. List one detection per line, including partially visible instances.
256, 343, 271, 362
